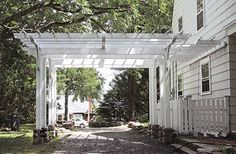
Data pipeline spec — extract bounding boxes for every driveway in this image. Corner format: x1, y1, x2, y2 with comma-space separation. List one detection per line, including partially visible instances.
54, 126, 181, 154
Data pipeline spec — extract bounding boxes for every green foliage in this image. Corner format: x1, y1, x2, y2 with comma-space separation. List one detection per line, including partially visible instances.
57, 68, 104, 120
57, 68, 104, 101
97, 69, 155, 122
0, 27, 36, 124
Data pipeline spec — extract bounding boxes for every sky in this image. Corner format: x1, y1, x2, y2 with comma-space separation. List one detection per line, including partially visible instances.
96, 68, 120, 93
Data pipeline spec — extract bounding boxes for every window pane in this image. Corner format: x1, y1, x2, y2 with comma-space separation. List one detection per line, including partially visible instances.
201, 63, 209, 78
178, 17, 183, 32
178, 91, 183, 96
202, 80, 209, 92
197, 11, 203, 30
197, 0, 203, 13
178, 74, 183, 95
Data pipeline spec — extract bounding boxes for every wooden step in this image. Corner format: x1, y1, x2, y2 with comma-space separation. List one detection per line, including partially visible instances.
172, 143, 197, 154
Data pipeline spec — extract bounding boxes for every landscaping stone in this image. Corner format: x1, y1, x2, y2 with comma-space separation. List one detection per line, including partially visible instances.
161, 127, 175, 144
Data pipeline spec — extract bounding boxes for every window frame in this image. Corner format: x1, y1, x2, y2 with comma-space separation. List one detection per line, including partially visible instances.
177, 72, 183, 97
200, 57, 211, 95
197, 0, 204, 31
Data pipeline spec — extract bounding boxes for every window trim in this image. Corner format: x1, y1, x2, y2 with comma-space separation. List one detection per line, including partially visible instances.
200, 57, 211, 95
197, 0, 205, 31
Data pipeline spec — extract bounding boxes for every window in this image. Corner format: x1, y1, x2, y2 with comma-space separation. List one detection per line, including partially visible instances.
197, 0, 204, 30
58, 115, 62, 121
69, 114, 73, 120
178, 16, 183, 33
177, 73, 183, 96
200, 57, 211, 94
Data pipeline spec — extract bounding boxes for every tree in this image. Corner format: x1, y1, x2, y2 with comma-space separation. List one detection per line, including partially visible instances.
0, 0, 130, 125
0, 28, 36, 124
97, 69, 155, 122
57, 68, 104, 121
0, 0, 174, 125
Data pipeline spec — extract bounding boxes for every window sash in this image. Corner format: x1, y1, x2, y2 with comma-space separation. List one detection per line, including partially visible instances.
197, 10, 203, 30
178, 17, 183, 32
197, 0, 203, 13
177, 74, 183, 96
200, 60, 210, 94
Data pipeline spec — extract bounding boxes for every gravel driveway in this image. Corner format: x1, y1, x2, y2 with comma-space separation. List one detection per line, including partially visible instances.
53, 126, 181, 154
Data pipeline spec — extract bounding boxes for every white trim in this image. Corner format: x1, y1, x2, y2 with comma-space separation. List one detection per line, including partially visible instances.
200, 56, 211, 95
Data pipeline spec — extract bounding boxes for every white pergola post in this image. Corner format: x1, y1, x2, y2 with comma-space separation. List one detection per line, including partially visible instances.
159, 62, 171, 128
149, 59, 158, 125
36, 55, 47, 129
48, 59, 57, 125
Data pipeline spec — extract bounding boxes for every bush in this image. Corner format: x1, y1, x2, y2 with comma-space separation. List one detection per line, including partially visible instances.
138, 113, 149, 123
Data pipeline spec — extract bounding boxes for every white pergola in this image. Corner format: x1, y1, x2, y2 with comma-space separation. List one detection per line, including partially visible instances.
14, 33, 224, 129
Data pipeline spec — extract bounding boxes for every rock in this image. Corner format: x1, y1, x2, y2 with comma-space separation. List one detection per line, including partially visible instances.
197, 148, 213, 154
161, 127, 175, 144
128, 122, 134, 128
151, 125, 160, 138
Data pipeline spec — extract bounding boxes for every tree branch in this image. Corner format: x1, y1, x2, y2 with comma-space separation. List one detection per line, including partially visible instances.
39, 15, 91, 32
39, 7, 129, 32
90, 19, 110, 33
2, 3, 45, 25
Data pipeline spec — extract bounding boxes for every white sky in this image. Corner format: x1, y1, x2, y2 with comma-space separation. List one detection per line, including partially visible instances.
96, 68, 120, 93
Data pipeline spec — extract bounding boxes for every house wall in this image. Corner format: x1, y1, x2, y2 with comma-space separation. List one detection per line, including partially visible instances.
172, 0, 236, 41
171, 0, 236, 132
171, 46, 230, 100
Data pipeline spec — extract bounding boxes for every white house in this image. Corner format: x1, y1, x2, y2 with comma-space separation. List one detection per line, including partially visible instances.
56, 95, 95, 122
164, 0, 236, 136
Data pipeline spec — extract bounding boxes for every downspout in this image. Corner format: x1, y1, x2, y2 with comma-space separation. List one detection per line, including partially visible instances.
30, 37, 40, 64
30, 36, 41, 128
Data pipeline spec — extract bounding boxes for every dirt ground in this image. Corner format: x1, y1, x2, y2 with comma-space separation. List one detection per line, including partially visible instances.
53, 126, 182, 154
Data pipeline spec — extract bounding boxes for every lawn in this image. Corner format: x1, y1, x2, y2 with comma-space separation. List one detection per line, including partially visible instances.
0, 124, 59, 154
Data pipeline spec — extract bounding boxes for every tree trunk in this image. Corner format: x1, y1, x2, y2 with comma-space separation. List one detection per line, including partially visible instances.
128, 73, 136, 121
64, 88, 69, 121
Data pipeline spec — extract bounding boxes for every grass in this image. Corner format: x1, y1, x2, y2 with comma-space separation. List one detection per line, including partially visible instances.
0, 124, 60, 154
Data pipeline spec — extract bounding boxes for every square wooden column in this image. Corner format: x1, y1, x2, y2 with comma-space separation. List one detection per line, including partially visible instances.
48, 59, 57, 125
149, 59, 158, 125
36, 55, 47, 129
159, 62, 171, 128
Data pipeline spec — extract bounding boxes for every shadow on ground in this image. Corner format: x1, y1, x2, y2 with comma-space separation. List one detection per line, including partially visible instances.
55, 128, 181, 154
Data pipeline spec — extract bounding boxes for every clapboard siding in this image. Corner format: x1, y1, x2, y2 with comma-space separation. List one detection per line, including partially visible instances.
172, 47, 230, 100
172, 0, 196, 34
172, 0, 236, 41
211, 62, 230, 75
212, 80, 230, 91
211, 53, 229, 68
211, 70, 230, 83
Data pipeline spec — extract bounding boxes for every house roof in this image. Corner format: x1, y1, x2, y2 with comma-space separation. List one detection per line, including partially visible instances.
56, 95, 89, 114
14, 33, 224, 68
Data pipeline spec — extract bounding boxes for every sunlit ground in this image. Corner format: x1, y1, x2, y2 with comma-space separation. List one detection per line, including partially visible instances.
0, 124, 59, 153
